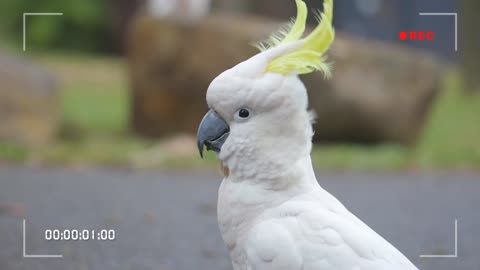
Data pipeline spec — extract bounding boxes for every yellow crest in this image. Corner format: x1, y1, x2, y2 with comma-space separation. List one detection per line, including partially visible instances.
256, 0, 335, 77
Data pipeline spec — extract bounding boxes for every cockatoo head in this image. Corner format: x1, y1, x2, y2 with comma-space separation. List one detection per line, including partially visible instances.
197, 0, 334, 180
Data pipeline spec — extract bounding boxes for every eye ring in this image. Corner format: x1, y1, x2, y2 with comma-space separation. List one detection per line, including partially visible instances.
235, 108, 251, 120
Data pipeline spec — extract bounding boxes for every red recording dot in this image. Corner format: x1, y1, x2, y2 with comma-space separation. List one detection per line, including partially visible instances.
399, 32, 407, 40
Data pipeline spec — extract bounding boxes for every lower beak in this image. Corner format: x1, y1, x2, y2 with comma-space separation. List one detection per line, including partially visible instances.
197, 110, 230, 158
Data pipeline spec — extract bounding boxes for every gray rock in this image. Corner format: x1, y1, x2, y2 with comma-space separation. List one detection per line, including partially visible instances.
307, 34, 441, 144
0, 51, 59, 145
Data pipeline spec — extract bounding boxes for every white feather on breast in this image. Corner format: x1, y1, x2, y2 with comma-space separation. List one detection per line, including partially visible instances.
218, 176, 418, 270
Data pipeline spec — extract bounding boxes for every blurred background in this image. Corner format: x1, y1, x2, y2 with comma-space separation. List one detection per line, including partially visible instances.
0, 0, 479, 270
0, 0, 478, 170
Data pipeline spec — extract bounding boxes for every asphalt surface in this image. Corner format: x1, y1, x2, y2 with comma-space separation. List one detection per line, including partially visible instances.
0, 166, 479, 270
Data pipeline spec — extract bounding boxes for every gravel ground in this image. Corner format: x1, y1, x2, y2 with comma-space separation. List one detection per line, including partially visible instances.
0, 166, 479, 270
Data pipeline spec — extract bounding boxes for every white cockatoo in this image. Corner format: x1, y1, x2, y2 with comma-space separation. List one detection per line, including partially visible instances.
197, 0, 419, 269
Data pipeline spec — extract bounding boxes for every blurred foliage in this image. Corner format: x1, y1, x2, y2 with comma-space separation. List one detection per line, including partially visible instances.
461, 0, 480, 92
0, 0, 112, 52
415, 73, 480, 168
0, 53, 479, 171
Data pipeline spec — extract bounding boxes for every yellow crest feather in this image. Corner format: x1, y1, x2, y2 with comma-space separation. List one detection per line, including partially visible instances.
255, 0, 308, 51
257, 0, 335, 77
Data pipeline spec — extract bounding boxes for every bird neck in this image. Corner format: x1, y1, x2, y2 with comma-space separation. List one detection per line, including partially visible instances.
263, 154, 320, 193
227, 124, 318, 194
223, 154, 319, 211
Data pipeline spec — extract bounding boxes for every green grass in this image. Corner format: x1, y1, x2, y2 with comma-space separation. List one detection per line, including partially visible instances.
311, 144, 410, 171
32, 52, 130, 135
61, 85, 129, 135
0, 52, 479, 171
0, 143, 29, 162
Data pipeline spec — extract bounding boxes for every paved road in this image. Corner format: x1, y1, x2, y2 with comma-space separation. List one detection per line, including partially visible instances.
0, 166, 479, 270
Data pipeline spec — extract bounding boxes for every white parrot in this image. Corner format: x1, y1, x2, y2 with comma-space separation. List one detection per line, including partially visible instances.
197, 0, 419, 269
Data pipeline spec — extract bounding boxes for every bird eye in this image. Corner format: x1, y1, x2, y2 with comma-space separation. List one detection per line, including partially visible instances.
236, 108, 251, 120
239, 109, 250, 118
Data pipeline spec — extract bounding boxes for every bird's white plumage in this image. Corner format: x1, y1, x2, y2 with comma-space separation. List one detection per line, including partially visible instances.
217, 156, 418, 270
204, 4, 418, 268
206, 62, 419, 269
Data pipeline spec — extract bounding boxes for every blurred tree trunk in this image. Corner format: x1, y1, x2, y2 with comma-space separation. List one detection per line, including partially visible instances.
111, 0, 146, 54
461, 0, 480, 92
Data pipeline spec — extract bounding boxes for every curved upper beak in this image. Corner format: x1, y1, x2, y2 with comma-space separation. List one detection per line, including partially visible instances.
197, 110, 230, 158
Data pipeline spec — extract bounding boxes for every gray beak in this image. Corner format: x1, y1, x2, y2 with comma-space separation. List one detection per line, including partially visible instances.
197, 110, 230, 158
